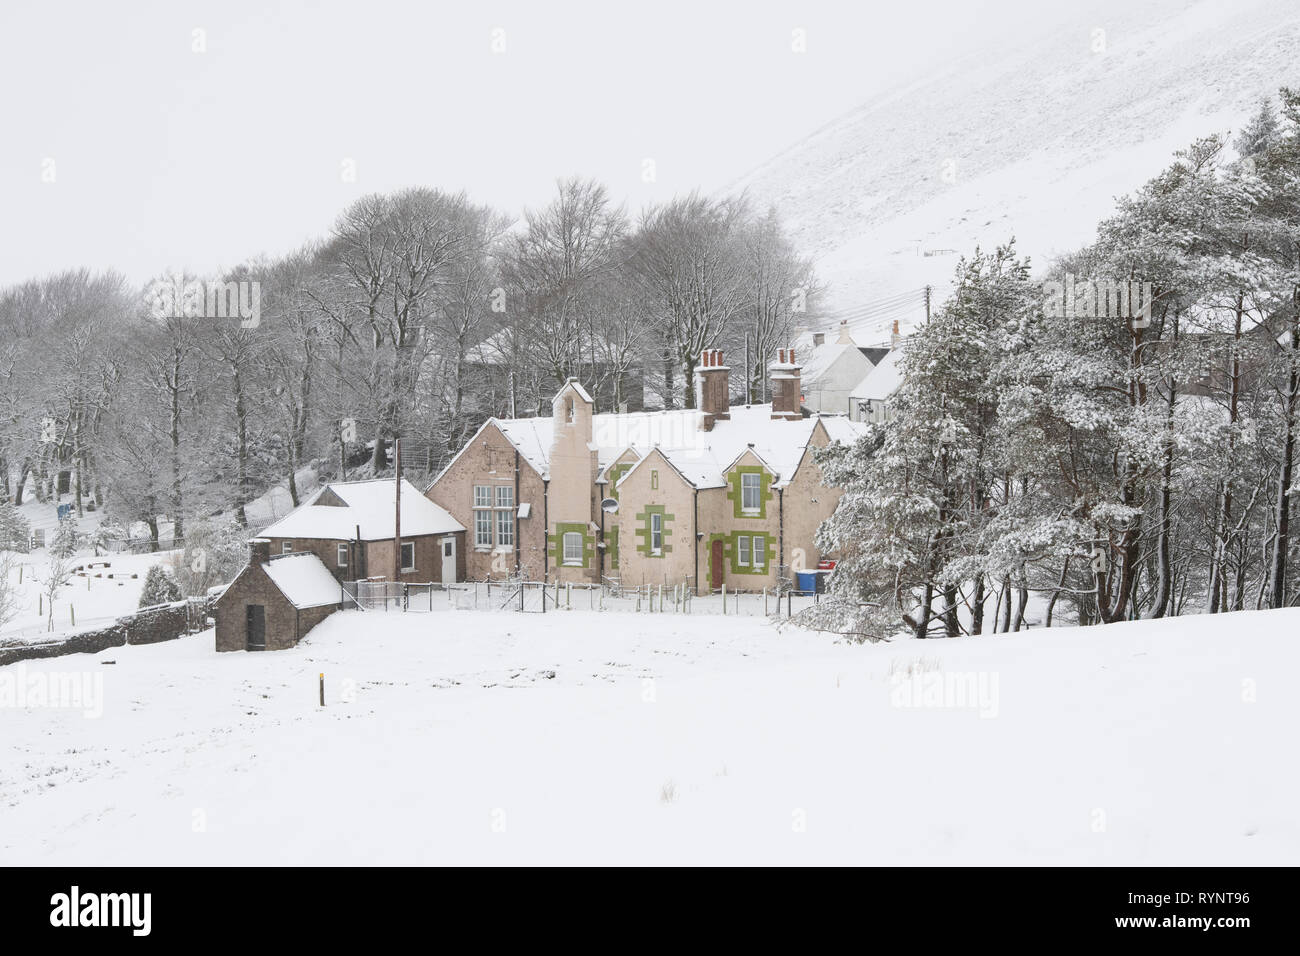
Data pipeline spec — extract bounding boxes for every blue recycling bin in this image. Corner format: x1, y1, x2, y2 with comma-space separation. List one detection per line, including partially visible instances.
796, 570, 818, 594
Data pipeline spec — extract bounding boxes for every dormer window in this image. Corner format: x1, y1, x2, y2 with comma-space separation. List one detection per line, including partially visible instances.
741, 473, 761, 513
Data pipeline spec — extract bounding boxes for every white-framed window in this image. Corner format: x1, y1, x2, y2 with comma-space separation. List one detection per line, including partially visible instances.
401, 541, 415, 572
650, 513, 663, 555
741, 473, 762, 512
282, 541, 293, 553
495, 486, 515, 548
737, 535, 751, 566
752, 534, 766, 568
337, 543, 348, 568
473, 485, 493, 548
563, 532, 583, 566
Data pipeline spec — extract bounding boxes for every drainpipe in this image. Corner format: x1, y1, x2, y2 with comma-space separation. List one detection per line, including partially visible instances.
542, 479, 549, 583
778, 487, 785, 577
693, 487, 699, 596
514, 449, 521, 575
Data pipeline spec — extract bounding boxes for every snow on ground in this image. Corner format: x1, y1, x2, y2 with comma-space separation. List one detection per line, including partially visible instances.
1, 549, 179, 643
1, 605, 1294, 865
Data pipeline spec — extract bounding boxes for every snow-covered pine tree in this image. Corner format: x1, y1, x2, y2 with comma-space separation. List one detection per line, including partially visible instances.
816, 243, 1037, 639
0, 498, 31, 552
50, 515, 79, 559
138, 564, 182, 608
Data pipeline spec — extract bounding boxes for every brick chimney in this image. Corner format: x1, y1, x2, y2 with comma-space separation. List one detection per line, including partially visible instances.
891, 319, 901, 349
698, 349, 731, 431
770, 347, 802, 420
836, 319, 855, 345
249, 539, 271, 566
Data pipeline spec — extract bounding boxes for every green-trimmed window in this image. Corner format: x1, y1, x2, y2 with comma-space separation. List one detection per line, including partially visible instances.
741, 473, 761, 513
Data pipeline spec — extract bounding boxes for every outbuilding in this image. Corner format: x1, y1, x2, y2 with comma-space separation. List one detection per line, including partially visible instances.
214, 543, 344, 652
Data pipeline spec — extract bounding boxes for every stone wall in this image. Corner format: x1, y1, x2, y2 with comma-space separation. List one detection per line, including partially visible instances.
0, 600, 197, 666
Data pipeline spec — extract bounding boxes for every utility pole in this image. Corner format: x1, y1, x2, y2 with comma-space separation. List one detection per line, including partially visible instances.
924, 285, 933, 323
393, 437, 402, 582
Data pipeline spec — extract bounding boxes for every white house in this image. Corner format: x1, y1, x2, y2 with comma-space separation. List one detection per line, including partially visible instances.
793, 320, 879, 416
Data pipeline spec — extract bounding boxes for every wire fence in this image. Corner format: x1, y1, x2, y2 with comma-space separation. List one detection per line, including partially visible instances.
341, 578, 826, 618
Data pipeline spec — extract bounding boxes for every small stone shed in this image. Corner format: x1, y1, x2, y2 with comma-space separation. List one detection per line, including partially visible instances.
214, 542, 344, 652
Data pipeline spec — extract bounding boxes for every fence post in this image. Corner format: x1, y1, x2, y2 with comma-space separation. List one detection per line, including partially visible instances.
721, 583, 726, 615
787, 590, 792, 618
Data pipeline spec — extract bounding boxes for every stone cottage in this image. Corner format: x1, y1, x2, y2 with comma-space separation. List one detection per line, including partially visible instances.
214, 543, 344, 652
425, 349, 866, 593
256, 478, 466, 584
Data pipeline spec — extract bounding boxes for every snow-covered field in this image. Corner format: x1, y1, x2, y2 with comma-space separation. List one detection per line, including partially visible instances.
0, 550, 178, 643
1, 606, 1294, 865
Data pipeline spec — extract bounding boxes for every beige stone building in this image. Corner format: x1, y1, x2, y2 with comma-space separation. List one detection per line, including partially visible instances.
425, 349, 866, 594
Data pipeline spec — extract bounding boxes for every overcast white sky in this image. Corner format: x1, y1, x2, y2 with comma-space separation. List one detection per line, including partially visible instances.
1, 0, 1054, 288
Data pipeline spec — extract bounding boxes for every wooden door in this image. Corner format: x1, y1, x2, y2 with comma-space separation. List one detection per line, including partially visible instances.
245, 605, 266, 651
710, 539, 724, 590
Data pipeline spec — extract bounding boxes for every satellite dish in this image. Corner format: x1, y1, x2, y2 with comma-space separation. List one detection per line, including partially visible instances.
600, 497, 619, 514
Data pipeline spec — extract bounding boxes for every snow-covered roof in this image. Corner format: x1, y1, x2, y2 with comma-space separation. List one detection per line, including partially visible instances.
262, 553, 343, 609
798, 343, 863, 386
431, 398, 868, 493
557, 378, 593, 404
850, 347, 905, 402
259, 478, 464, 541
607, 404, 866, 490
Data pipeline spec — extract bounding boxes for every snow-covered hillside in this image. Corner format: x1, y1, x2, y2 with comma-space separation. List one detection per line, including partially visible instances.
731, 0, 1300, 324
1, 608, 1293, 864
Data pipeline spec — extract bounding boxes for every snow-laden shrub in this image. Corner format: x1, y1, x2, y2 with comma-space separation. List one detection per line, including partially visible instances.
50, 516, 79, 558
788, 596, 900, 644
139, 564, 182, 608
176, 518, 248, 595
0, 499, 31, 552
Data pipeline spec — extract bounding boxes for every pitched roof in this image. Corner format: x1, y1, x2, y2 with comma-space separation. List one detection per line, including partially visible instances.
430, 399, 868, 493
262, 553, 343, 609
259, 478, 464, 541
798, 342, 866, 386
850, 347, 905, 402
